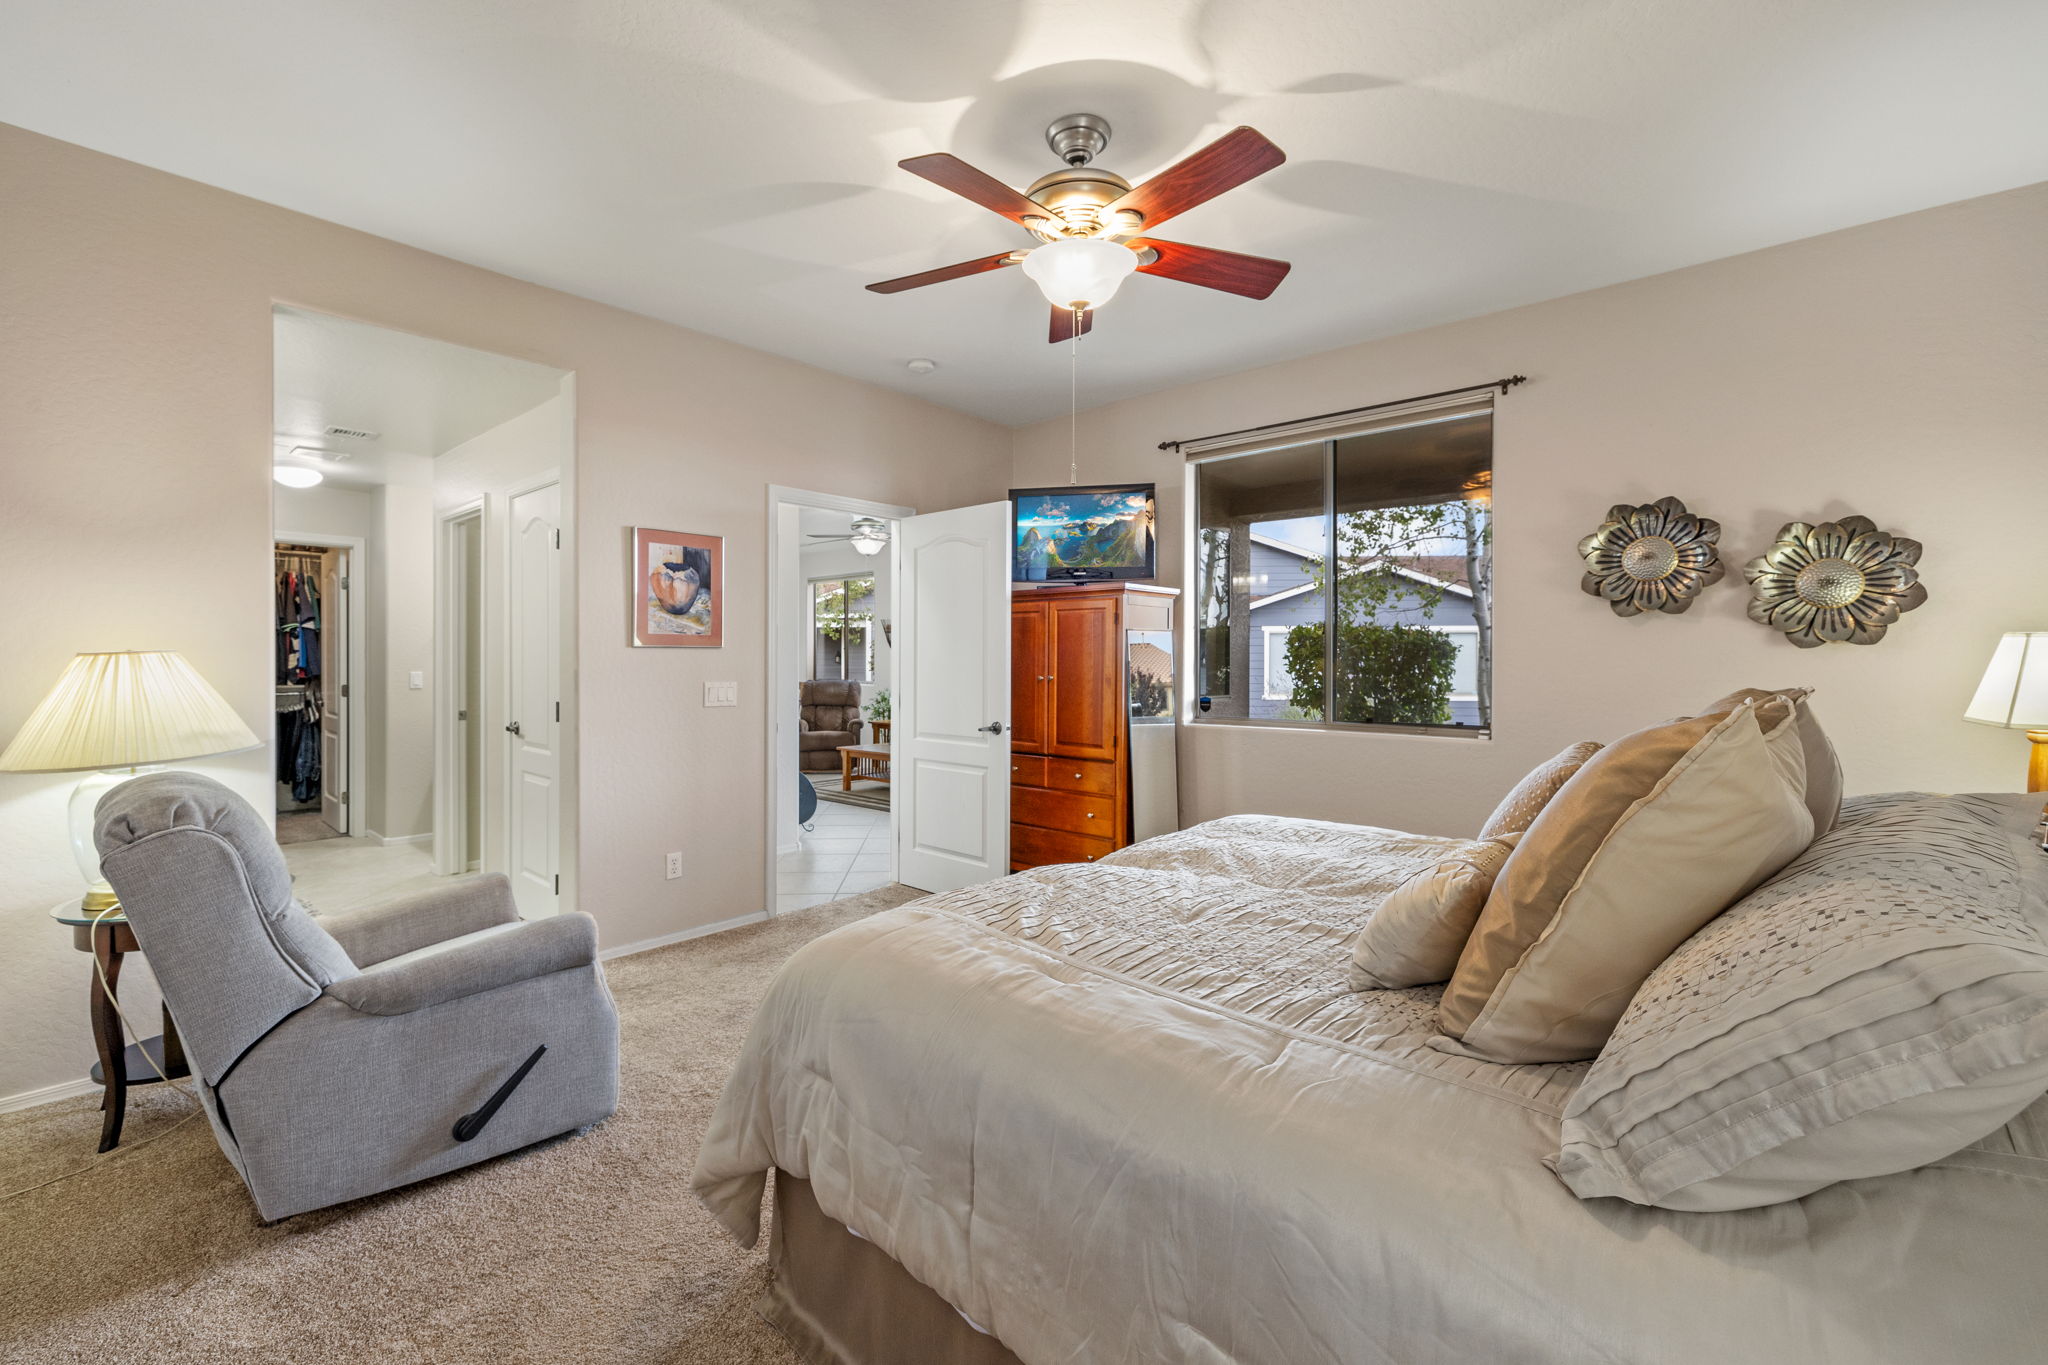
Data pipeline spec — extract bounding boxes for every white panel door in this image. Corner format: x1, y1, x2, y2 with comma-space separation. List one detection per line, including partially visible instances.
895, 501, 1010, 893
508, 483, 562, 917
319, 548, 348, 834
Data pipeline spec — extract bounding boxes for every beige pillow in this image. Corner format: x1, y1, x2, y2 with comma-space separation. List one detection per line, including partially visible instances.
1476, 741, 1603, 841
1698, 687, 1843, 836
1554, 793, 2048, 1210
1350, 833, 1521, 990
1434, 699, 1813, 1063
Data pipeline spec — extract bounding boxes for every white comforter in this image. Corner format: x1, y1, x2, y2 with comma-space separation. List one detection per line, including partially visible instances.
694, 816, 2048, 1364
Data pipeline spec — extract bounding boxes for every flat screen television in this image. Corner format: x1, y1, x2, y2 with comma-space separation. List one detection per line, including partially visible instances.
1010, 483, 1157, 583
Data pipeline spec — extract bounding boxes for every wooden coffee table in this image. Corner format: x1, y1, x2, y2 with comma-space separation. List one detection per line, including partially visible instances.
837, 743, 891, 791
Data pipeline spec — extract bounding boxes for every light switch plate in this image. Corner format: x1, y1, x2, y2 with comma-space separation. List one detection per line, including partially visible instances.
704, 681, 738, 707
408, 670, 424, 690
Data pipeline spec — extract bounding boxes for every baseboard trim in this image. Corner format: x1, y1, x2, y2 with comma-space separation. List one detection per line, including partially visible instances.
363, 830, 434, 848
0, 1076, 99, 1115
600, 909, 771, 961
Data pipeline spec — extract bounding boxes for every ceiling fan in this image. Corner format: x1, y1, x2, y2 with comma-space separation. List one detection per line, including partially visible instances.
807, 516, 891, 557
866, 114, 1291, 342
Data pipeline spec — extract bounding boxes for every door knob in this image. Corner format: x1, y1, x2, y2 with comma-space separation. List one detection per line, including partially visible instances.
505, 721, 523, 736
977, 721, 1004, 735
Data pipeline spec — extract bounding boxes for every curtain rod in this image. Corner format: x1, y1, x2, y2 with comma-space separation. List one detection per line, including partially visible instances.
1156, 375, 1526, 452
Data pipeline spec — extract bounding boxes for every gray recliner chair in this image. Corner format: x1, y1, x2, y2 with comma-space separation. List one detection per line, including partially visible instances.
95, 772, 619, 1221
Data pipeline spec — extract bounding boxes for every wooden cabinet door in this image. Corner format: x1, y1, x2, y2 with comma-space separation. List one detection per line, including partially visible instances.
1010, 598, 1049, 755
1047, 594, 1120, 762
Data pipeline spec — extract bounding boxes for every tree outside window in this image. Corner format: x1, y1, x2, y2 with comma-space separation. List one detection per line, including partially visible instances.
812, 576, 875, 683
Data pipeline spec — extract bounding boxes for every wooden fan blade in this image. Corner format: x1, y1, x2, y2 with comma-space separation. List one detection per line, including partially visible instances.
1049, 307, 1094, 343
898, 153, 1047, 226
866, 251, 1019, 295
1130, 238, 1291, 300
1102, 127, 1285, 230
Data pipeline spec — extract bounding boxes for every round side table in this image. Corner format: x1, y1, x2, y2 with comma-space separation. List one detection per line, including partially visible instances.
49, 903, 190, 1152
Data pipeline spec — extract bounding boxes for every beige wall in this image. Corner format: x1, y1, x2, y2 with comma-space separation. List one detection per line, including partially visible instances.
0, 123, 1009, 1105
1013, 182, 2048, 838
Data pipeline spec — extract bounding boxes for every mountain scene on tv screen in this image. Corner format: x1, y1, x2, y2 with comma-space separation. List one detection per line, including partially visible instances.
1017, 491, 1151, 575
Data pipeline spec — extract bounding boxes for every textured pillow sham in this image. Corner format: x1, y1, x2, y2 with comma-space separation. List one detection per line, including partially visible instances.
1435, 699, 1812, 1063
1553, 793, 2048, 1211
1349, 833, 1520, 990
1476, 741, 1603, 841
1699, 686, 1843, 837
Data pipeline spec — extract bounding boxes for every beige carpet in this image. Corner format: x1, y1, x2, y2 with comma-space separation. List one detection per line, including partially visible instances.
0, 885, 921, 1364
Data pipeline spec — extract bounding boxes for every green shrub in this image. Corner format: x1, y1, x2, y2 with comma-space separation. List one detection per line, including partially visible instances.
1283, 622, 1458, 726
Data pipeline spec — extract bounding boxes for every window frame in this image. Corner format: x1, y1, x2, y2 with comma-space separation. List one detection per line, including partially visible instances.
1184, 399, 1493, 740
808, 573, 876, 685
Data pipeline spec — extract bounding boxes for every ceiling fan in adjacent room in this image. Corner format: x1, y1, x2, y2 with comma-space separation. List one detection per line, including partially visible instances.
807, 517, 891, 557
866, 115, 1292, 342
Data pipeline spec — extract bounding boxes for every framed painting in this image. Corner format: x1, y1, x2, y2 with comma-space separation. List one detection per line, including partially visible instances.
631, 526, 723, 648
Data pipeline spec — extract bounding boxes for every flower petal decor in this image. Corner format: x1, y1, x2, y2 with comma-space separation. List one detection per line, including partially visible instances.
1743, 516, 1927, 648
1578, 496, 1725, 617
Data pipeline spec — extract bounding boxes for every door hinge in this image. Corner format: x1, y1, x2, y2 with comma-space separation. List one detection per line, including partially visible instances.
555, 701, 560, 722
339, 683, 349, 698
553, 874, 560, 895
340, 575, 350, 590
341, 791, 350, 806
553, 528, 561, 549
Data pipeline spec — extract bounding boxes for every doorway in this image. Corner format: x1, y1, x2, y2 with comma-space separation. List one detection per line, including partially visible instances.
271, 305, 574, 915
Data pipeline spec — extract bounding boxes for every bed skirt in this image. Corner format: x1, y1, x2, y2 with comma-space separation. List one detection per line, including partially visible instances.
759, 1172, 1026, 1365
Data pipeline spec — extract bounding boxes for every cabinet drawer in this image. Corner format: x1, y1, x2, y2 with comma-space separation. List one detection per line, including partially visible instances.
1011, 823, 1115, 868
1008, 754, 1047, 787
1013, 786, 1115, 834
1041, 758, 1118, 796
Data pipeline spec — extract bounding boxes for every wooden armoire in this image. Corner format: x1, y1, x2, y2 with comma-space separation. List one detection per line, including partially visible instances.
1010, 583, 1177, 871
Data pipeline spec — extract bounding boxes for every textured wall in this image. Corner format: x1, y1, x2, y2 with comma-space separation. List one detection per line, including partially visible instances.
1012, 182, 2048, 838
0, 124, 1009, 1104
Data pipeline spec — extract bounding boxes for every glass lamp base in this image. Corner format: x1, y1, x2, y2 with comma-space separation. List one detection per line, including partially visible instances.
70, 769, 137, 915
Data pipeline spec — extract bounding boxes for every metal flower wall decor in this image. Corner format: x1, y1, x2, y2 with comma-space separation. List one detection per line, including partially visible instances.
1744, 517, 1926, 648
1578, 496, 1725, 617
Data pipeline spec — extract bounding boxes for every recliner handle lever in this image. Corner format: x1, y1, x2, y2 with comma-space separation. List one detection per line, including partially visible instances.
453, 1044, 547, 1143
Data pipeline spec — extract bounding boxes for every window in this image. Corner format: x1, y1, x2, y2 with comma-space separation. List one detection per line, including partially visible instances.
1191, 396, 1493, 733
811, 575, 875, 683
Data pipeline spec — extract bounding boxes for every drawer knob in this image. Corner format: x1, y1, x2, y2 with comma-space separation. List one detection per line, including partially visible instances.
1072, 772, 1082, 779
1085, 812, 1095, 819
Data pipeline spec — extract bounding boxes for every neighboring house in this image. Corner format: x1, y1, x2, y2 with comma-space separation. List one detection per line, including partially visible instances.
1245, 533, 1482, 726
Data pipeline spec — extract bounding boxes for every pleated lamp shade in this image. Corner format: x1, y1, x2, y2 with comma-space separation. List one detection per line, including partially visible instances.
0, 651, 260, 773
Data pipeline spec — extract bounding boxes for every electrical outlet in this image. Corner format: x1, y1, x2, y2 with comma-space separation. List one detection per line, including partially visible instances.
703, 681, 738, 707
665, 851, 683, 880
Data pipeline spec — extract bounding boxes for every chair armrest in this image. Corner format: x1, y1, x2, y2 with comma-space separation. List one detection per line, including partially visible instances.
316, 874, 520, 967
324, 913, 599, 1016
850, 718, 863, 741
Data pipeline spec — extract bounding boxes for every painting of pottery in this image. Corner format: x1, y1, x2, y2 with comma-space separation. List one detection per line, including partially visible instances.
632, 526, 724, 647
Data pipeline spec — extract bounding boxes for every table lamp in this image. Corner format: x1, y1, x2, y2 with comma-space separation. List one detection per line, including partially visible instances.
1963, 632, 2048, 792
0, 651, 260, 910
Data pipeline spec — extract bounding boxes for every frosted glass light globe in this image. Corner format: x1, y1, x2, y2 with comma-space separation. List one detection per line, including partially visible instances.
273, 465, 323, 488
1021, 238, 1138, 312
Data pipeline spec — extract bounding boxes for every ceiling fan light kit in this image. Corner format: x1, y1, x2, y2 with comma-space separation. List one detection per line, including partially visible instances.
867, 113, 1292, 341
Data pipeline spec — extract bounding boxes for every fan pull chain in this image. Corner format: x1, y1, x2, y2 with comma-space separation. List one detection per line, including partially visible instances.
1068, 309, 1080, 486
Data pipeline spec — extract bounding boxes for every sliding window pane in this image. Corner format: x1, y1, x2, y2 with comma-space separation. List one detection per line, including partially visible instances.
1328, 411, 1492, 728
1193, 441, 1326, 719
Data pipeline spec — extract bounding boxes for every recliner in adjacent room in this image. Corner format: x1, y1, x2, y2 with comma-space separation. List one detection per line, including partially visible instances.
94, 771, 620, 1221
796, 678, 864, 773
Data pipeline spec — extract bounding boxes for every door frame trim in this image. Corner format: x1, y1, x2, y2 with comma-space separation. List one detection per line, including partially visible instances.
433, 499, 486, 877
765, 486, 915, 917
274, 530, 366, 839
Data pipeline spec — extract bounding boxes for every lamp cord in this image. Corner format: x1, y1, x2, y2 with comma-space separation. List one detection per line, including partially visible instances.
0, 906, 203, 1206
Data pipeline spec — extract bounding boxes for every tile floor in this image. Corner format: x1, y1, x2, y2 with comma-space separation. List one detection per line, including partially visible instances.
776, 801, 893, 914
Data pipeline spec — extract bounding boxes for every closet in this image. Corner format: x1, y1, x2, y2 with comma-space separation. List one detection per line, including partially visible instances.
275, 544, 336, 823
1009, 584, 1179, 871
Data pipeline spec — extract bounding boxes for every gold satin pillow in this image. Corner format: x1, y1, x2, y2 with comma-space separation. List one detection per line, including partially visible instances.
1349, 833, 1521, 990
1435, 699, 1813, 1063
1698, 687, 1842, 837
1477, 741, 1604, 841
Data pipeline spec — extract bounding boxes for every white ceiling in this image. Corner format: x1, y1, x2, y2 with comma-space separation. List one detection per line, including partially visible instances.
9, 2, 2047, 426
274, 306, 566, 486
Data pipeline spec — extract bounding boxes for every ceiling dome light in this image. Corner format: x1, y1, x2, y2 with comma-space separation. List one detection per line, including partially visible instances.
1021, 238, 1138, 312
848, 517, 890, 557
273, 465, 323, 489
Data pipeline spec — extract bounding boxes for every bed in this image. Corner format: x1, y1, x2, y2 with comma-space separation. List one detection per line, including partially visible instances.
694, 800, 2048, 1364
